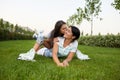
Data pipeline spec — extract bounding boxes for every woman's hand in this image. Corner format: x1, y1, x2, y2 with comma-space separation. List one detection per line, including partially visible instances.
62, 52, 75, 67
62, 60, 69, 67
57, 63, 64, 67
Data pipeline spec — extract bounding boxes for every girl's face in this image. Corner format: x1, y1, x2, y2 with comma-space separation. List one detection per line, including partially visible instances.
60, 24, 67, 34
64, 27, 74, 39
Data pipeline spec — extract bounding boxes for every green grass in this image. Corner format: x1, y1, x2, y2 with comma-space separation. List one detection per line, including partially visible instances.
0, 40, 120, 80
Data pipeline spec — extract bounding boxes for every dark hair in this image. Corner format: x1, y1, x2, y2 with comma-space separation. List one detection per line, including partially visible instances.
70, 26, 80, 41
47, 20, 66, 48
50, 20, 66, 38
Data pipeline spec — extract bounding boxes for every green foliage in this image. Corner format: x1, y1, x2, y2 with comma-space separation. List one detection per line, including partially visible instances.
0, 18, 34, 40
67, 7, 83, 26
112, 0, 120, 13
84, 0, 102, 19
67, 0, 102, 35
0, 40, 120, 80
79, 34, 120, 48
83, 0, 102, 35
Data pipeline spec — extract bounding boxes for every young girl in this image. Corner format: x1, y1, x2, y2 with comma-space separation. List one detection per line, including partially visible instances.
18, 20, 67, 61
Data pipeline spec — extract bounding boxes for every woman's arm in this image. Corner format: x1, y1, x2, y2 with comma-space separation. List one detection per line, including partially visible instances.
52, 42, 63, 66
63, 52, 75, 66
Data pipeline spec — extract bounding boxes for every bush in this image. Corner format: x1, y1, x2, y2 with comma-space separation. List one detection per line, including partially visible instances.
79, 34, 120, 48
0, 18, 34, 41
0, 30, 33, 41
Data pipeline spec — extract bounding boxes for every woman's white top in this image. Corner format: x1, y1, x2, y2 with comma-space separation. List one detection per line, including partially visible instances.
43, 37, 78, 57
57, 37, 78, 57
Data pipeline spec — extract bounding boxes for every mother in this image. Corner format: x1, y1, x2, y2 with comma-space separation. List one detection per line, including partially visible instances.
38, 26, 80, 67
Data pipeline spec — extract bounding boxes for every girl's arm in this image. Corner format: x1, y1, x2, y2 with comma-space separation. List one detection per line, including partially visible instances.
43, 37, 59, 49
43, 39, 52, 49
63, 52, 75, 66
52, 42, 63, 66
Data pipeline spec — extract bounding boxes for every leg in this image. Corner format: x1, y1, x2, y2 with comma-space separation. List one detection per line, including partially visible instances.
34, 31, 44, 52
18, 43, 40, 61
33, 43, 40, 52
76, 49, 90, 60
36, 47, 47, 56
18, 31, 44, 61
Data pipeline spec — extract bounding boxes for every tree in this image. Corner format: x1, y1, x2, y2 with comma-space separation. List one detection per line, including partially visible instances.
111, 0, 120, 13
10, 24, 14, 32
67, 0, 102, 36
0, 19, 4, 30
67, 7, 84, 26
15, 24, 19, 33
83, 0, 102, 35
4, 21, 10, 31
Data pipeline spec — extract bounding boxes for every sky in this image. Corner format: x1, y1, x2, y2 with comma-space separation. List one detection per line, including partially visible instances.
0, 0, 120, 35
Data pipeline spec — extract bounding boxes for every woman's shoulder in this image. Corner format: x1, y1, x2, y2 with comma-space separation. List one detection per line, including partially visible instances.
73, 40, 78, 43
71, 40, 78, 46
57, 37, 64, 40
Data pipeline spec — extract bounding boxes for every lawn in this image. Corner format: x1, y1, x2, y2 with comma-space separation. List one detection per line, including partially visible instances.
0, 40, 120, 80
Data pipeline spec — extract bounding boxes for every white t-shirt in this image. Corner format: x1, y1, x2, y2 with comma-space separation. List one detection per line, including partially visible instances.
44, 37, 78, 57
57, 37, 78, 57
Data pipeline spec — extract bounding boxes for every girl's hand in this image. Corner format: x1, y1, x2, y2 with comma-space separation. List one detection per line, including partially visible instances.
53, 38, 59, 43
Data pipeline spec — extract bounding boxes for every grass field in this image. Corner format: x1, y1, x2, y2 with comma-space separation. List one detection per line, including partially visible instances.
0, 40, 120, 80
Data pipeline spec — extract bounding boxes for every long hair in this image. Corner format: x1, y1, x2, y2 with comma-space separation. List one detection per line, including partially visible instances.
50, 20, 66, 39
46, 20, 66, 48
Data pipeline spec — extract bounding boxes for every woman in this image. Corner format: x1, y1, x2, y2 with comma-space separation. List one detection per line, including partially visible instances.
18, 20, 67, 61
53, 26, 80, 67
37, 26, 80, 67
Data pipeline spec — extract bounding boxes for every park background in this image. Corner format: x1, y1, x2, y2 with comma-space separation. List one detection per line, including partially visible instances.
0, 0, 120, 80
0, 0, 120, 35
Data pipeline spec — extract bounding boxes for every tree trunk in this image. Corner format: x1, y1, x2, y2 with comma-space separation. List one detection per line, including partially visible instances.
91, 14, 93, 36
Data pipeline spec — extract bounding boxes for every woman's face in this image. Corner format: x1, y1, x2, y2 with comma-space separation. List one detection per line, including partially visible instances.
60, 24, 67, 34
64, 27, 73, 39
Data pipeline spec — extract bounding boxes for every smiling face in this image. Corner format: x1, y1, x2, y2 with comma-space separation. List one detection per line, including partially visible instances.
63, 27, 75, 40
